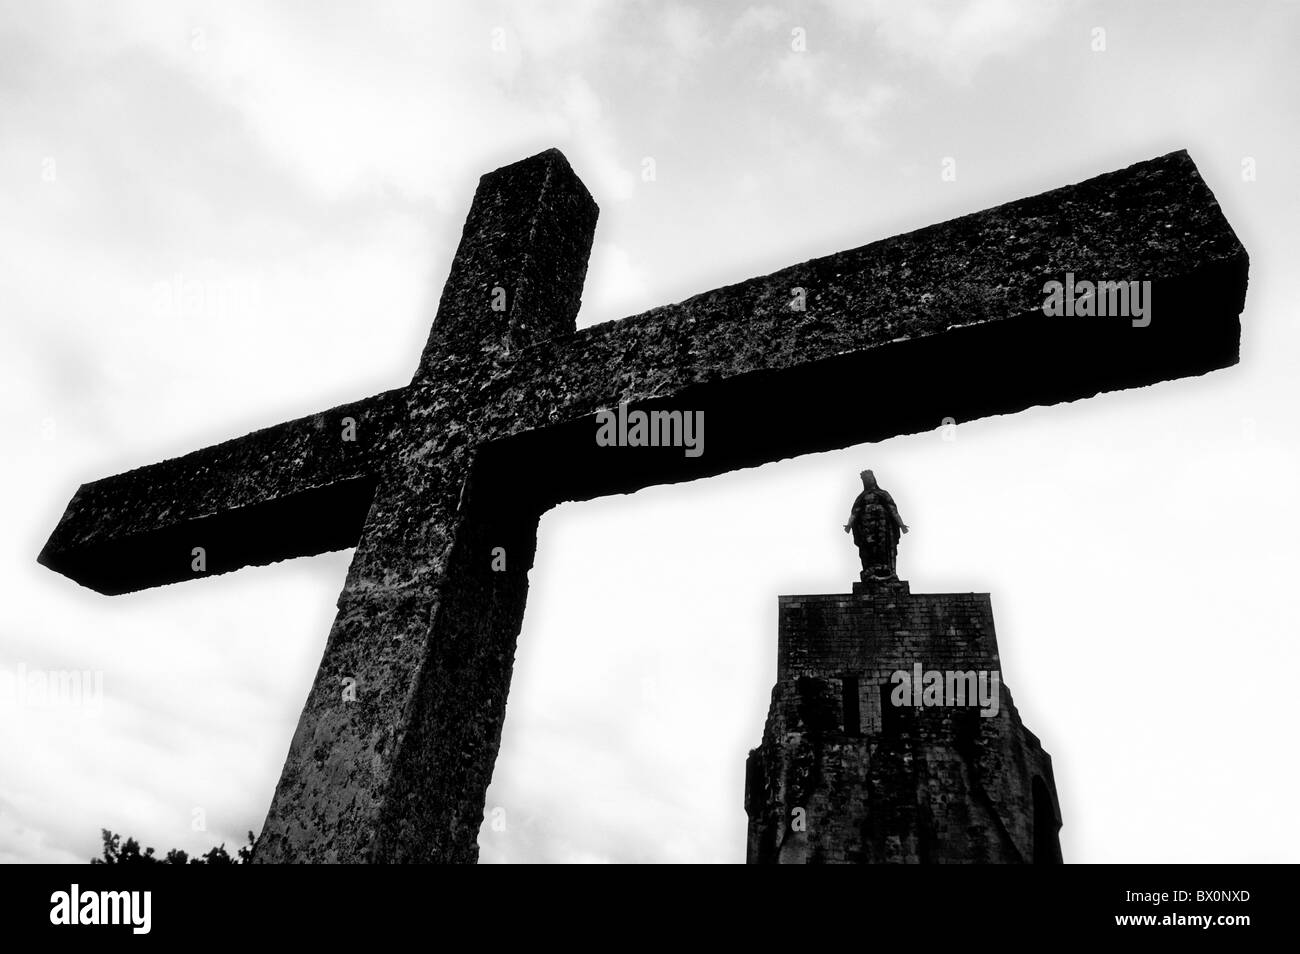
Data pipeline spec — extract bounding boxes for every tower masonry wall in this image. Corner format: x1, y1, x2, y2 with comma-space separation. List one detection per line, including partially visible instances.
746, 586, 1063, 863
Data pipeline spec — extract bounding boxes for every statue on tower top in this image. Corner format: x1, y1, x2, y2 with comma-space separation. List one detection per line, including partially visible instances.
843, 469, 908, 582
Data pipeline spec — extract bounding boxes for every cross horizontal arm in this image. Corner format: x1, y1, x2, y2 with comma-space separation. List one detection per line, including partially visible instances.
489, 150, 1248, 506
38, 388, 408, 594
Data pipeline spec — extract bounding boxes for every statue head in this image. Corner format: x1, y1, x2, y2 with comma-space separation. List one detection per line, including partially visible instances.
860, 469, 877, 489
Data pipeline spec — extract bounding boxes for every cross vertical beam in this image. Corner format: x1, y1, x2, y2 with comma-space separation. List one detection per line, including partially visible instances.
420, 146, 600, 356
252, 150, 597, 862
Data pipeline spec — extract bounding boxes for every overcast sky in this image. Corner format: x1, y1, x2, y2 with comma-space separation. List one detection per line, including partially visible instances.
3, 0, 1298, 864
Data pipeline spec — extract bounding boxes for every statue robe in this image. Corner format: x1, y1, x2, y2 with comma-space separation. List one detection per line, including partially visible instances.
849, 488, 904, 577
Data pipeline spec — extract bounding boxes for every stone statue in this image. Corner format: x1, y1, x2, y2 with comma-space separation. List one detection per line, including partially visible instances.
843, 469, 909, 581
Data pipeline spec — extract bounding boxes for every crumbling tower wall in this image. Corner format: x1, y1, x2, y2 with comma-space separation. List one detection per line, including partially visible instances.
745, 580, 1062, 864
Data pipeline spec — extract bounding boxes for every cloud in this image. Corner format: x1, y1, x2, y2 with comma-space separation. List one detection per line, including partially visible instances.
822, 84, 901, 149
765, 52, 899, 152
579, 240, 650, 326
662, 3, 713, 60
0, 0, 626, 209
726, 5, 786, 43
772, 48, 824, 95
546, 74, 637, 204
819, 0, 1069, 83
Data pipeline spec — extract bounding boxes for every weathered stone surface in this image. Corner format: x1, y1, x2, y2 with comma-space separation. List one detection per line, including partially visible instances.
42, 150, 1248, 592
254, 148, 597, 863
419, 146, 600, 357
39, 147, 1244, 862
38, 389, 406, 595
470, 149, 1250, 506
746, 589, 1062, 864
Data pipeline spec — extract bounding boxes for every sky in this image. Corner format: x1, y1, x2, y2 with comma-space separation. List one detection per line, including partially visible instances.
3, 0, 1298, 864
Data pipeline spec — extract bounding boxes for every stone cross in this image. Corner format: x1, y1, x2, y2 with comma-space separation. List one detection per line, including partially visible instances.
39, 148, 1248, 862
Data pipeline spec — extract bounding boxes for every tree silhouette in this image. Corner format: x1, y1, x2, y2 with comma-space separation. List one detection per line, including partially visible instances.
92, 828, 255, 864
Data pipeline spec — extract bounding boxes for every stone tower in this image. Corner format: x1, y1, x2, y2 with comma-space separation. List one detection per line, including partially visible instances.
745, 577, 1063, 863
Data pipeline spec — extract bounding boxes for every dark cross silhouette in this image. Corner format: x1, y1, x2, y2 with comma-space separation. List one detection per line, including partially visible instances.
39, 148, 1248, 862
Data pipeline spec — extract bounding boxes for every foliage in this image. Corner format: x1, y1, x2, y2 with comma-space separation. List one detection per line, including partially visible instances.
91, 828, 255, 864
